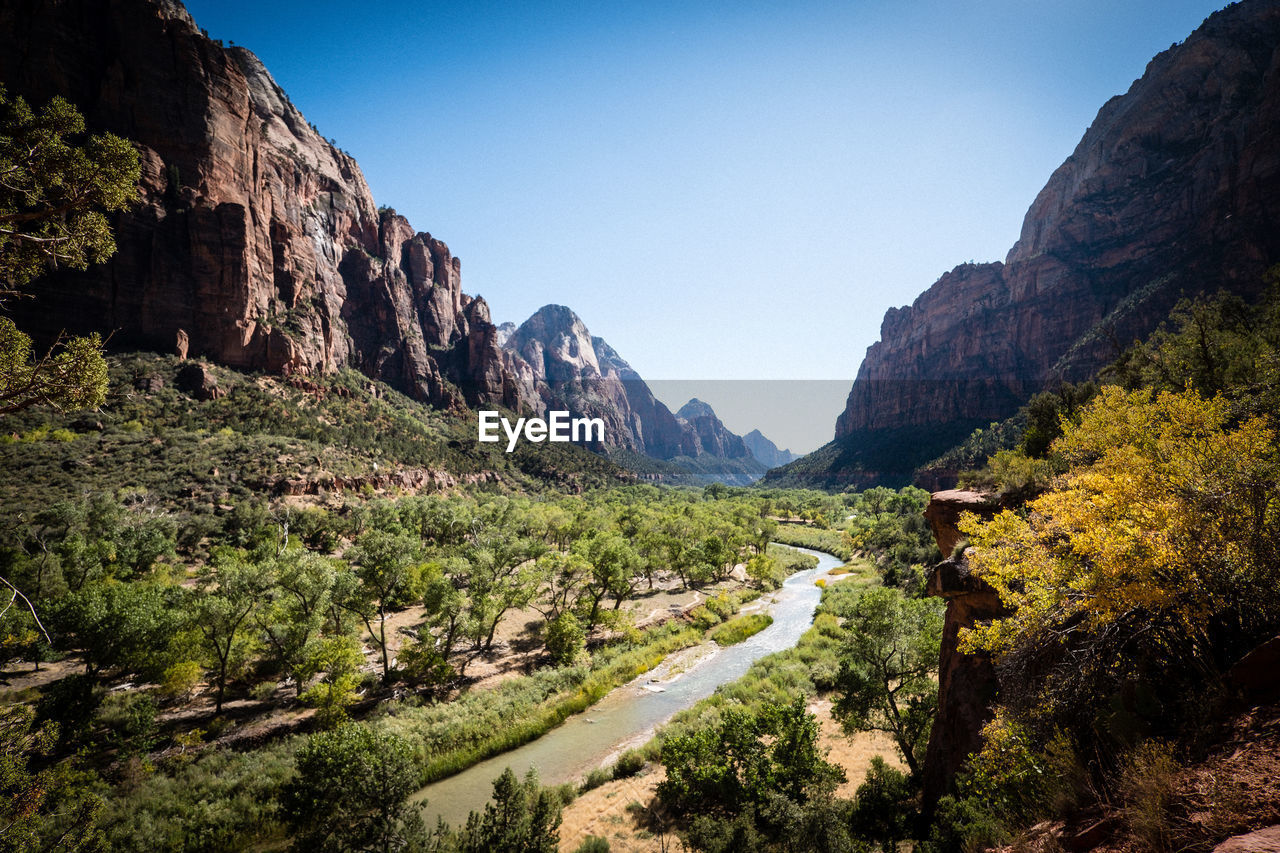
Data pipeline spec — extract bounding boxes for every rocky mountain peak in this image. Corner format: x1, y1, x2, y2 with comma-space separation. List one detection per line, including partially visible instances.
810, 0, 1280, 488
676, 398, 717, 421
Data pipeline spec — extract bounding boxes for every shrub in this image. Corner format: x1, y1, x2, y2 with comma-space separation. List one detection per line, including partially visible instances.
613, 749, 645, 779
545, 612, 586, 666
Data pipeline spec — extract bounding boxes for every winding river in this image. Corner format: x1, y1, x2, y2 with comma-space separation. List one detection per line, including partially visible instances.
414, 545, 844, 828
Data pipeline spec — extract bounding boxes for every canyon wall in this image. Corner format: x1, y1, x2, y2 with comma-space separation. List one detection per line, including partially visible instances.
818, 0, 1280, 486
0, 0, 528, 410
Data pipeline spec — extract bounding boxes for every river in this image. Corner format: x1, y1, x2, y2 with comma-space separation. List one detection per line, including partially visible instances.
414, 545, 844, 828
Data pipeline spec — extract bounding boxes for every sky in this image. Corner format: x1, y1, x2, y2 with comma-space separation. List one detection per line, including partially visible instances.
185, 0, 1230, 452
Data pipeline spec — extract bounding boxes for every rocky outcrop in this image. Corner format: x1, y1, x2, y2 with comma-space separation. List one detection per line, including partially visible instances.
820, 0, 1280, 486
742, 429, 796, 468
921, 490, 1008, 813
923, 489, 1002, 558
0, 0, 530, 411
1229, 634, 1280, 702
1213, 826, 1280, 853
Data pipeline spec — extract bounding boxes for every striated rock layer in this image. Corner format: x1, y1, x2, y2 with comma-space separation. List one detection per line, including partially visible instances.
0, 0, 529, 411
823, 0, 1280, 486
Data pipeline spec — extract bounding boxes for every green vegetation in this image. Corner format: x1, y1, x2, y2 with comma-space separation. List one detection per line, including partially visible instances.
831, 587, 943, 776
708, 612, 772, 646
0, 86, 139, 416
918, 284, 1280, 852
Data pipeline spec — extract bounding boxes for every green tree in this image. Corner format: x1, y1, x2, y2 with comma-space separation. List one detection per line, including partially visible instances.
282, 724, 429, 852
192, 548, 270, 713
0, 86, 139, 415
543, 612, 585, 666
253, 552, 337, 698
658, 698, 844, 820
459, 767, 562, 853
0, 705, 103, 852
832, 587, 943, 776
341, 530, 422, 681
51, 580, 183, 679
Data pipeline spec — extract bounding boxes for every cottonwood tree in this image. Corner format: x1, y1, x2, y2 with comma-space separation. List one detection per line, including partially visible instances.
340, 530, 422, 682
253, 552, 337, 698
832, 587, 944, 777
282, 724, 431, 852
192, 548, 271, 713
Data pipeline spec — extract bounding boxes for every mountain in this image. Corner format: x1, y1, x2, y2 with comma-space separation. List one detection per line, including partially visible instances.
0, 0, 530, 412
675, 399, 754, 460
771, 0, 1280, 489
742, 429, 796, 468
501, 306, 768, 483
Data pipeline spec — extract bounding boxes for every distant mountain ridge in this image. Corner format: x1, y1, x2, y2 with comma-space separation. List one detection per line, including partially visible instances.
743, 430, 796, 468
501, 305, 790, 483
769, 0, 1280, 489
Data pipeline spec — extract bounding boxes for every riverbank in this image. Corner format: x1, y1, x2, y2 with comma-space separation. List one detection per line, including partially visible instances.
557, 698, 904, 852
414, 546, 847, 827
551, 553, 888, 851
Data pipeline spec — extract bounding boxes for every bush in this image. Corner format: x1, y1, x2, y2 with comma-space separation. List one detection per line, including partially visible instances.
613, 749, 645, 779
579, 767, 612, 793
573, 836, 610, 853
545, 612, 586, 666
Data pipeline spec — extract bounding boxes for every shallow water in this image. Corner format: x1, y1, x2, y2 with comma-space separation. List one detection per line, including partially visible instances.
413, 545, 843, 828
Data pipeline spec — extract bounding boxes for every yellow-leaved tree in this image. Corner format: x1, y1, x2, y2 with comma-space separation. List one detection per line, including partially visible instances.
958, 386, 1280, 697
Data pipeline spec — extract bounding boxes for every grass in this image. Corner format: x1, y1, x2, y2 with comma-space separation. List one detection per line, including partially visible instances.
390, 620, 705, 784
771, 524, 855, 561
709, 613, 773, 646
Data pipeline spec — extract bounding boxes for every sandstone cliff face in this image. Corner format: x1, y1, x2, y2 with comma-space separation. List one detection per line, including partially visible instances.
832, 0, 1280, 481
0, 0, 528, 410
920, 490, 1007, 813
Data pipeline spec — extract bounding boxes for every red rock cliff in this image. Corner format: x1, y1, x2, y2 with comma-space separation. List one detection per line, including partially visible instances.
833, 0, 1280, 474
0, 0, 530, 410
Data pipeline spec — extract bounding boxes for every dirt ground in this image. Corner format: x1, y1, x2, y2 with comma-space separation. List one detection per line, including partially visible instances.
557, 697, 905, 852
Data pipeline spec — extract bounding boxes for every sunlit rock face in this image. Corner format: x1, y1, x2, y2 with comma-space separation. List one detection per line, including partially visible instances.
830, 0, 1280, 482
0, 0, 531, 411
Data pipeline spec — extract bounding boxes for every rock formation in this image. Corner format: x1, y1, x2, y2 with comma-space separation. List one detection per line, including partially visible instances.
742, 429, 796, 468
920, 490, 1007, 813
675, 399, 753, 460
501, 306, 772, 481
804, 0, 1280, 487
0, 0, 530, 411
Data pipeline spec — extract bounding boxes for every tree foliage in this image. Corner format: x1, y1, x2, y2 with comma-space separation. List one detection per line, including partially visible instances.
831, 587, 943, 776
0, 86, 139, 290
0, 86, 138, 416
960, 386, 1280, 665
282, 724, 428, 853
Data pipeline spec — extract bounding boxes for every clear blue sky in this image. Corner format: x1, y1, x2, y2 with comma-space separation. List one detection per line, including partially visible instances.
185, 0, 1228, 451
